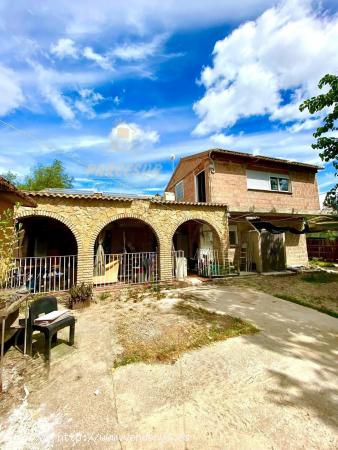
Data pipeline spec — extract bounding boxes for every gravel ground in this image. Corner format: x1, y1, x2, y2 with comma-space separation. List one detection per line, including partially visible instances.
0, 286, 337, 450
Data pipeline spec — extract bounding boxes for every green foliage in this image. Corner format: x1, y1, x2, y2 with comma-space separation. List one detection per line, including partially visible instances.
309, 257, 335, 268
323, 185, 338, 211
69, 282, 93, 306
2, 160, 73, 191
0, 171, 19, 186
98, 292, 111, 301
276, 293, 338, 319
0, 205, 22, 288
21, 159, 73, 191
301, 271, 338, 284
300, 74, 338, 211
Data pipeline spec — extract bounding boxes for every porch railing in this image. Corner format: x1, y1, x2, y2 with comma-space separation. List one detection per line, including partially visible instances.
4, 256, 77, 293
196, 249, 222, 277
93, 252, 158, 286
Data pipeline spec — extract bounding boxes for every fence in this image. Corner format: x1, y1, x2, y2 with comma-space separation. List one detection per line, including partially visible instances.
93, 252, 159, 287
196, 249, 223, 277
307, 238, 338, 262
5, 255, 77, 293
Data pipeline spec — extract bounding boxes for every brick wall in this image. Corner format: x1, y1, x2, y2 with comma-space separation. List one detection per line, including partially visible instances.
166, 157, 211, 202
211, 160, 320, 213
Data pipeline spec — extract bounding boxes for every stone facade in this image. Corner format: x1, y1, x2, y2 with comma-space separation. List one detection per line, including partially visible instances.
17, 195, 228, 283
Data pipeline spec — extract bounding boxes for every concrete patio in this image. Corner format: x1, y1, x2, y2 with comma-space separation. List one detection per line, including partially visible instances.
0, 285, 337, 449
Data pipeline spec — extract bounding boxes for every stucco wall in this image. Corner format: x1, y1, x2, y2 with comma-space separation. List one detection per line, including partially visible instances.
17, 197, 228, 283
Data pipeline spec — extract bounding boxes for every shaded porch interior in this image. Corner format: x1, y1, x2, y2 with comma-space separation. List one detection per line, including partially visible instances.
228, 214, 307, 273
93, 218, 158, 285
172, 220, 222, 277
10, 217, 78, 292
19, 217, 77, 258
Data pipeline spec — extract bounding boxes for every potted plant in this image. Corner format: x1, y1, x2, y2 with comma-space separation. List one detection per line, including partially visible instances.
68, 282, 93, 310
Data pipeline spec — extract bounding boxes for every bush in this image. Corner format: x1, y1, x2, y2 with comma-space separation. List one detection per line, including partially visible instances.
69, 283, 93, 307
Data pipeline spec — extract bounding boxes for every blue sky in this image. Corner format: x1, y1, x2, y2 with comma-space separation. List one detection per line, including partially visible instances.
0, 0, 337, 202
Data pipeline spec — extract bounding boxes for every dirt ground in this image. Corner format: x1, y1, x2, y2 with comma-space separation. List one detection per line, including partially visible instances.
214, 272, 338, 315
0, 285, 337, 450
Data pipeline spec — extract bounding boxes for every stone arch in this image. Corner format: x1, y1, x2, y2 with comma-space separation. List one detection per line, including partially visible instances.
90, 213, 162, 253
170, 215, 225, 247
16, 209, 82, 252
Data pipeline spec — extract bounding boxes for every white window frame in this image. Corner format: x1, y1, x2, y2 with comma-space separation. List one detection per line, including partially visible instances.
229, 225, 238, 247
246, 170, 291, 193
175, 180, 184, 201
269, 176, 290, 192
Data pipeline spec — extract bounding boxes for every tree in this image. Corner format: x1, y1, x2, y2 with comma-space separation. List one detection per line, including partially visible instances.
299, 74, 338, 211
0, 171, 19, 186
323, 185, 338, 211
1, 160, 73, 191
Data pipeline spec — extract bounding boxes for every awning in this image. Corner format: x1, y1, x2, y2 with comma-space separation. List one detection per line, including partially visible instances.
249, 214, 338, 234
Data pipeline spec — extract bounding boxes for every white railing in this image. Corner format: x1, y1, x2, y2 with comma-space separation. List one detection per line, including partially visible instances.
5, 256, 77, 293
196, 249, 222, 277
93, 252, 158, 286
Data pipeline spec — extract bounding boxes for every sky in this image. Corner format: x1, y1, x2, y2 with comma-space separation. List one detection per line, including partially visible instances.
0, 0, 337, 202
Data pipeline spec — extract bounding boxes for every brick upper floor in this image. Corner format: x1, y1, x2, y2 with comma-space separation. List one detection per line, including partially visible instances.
166, 149, 321, 214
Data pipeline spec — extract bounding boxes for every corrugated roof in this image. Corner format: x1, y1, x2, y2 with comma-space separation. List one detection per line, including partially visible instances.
0, 177, 36, 207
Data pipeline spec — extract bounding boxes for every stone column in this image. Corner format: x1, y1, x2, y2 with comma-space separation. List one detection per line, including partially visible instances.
76, 243, 94, 284
158, 239, 173, 282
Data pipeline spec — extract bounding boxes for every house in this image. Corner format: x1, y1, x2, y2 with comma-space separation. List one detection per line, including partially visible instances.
166, 149, 321, 272
11, 191, 228, 292
0, 176, 36, 212
1, 148, 325, 293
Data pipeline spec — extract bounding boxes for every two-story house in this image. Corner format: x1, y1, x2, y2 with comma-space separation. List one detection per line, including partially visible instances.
166, 149, 321, 273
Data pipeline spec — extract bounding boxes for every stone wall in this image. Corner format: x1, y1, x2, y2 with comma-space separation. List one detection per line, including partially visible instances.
17, 196, 228, 283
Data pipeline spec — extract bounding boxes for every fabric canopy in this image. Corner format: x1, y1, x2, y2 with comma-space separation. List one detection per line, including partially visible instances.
250, 214, 338, 235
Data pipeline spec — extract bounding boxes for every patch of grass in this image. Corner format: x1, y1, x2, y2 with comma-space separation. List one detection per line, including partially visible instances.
98, 292, 111, 301
309, 258, 335, 268
301, 272, 338, 284
113, 303, 258, 368
274, 293, 338, 318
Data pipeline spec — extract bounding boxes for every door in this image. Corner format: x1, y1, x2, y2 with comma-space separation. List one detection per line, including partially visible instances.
196, 171, 206, 202
260, 231, 286, 272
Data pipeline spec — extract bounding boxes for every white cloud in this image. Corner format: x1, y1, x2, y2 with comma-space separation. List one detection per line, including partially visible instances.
50, 38, 78, 59
83, 47, 113, 70
0, 65, 24, 116
74, 88, 104, 118
34, 64, 75, 122
113, 35, 166, 61
109, 122, 159, 151
210, 133, 235, 147
193, 0, 338, 135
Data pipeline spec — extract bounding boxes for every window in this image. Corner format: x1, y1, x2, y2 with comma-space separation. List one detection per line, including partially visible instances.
175, 181, 184, 201
229, 225, 238, 246
195, 171, 206, 202
246, 170, 291, 192
270, 176, 290, 192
